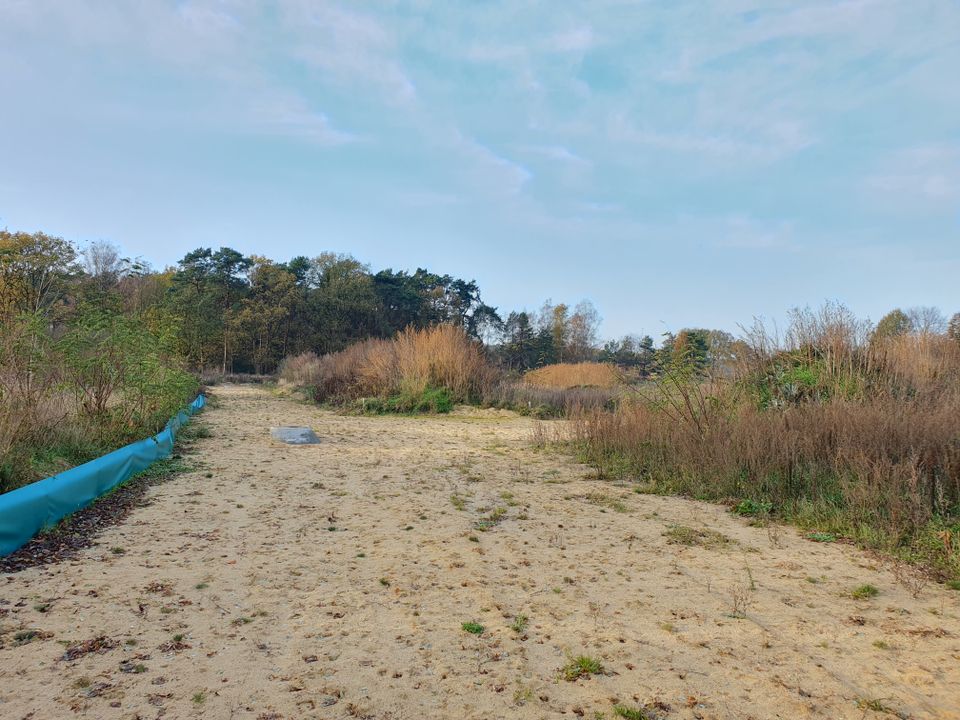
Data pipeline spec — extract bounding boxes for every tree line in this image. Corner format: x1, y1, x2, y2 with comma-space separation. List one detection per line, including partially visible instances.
4, 229, 958, 381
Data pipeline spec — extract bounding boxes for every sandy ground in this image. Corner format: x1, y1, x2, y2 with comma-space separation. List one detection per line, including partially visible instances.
2, 384, 959, 720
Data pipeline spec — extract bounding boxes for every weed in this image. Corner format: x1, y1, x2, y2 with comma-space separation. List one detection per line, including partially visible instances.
110, 547, 125, 555
733, 499, 773, 517
663, 525, 732, 549
613, 705, 651, 720
195, 582, 209, 590
461, 621, 485, 635
807, 532, 837, 543
947, 580, 960, 590
450, 494, 467, 511
510, 614, 529, 633
379, 578, 391, 587
851, 584, 880, 600
513, 683, 534, 706
561, 655, 604, 681
855, 698, 895, 714
14, 629, 39, 645
584, 492, 629, 513
475, 506, 508, 531
729, 585, 751, 618
192, 691, 207, 705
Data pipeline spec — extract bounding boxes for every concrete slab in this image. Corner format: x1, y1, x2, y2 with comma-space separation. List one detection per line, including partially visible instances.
269, 426, 321, 445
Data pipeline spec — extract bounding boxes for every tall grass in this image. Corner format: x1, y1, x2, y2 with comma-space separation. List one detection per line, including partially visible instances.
281, 325, 496, 412
483, 382, 620, 418
523, 362, 624, 389
570, 304, 960, 578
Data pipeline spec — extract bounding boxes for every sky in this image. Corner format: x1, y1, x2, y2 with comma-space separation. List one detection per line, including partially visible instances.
0, 0, 958, 340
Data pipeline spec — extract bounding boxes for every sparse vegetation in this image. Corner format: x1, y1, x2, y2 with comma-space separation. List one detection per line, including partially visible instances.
561, 654, 604, 681
663, 525, 732, 549
613, 705, 651, 720
851, 584, 880, 600
510, 614, 529, 633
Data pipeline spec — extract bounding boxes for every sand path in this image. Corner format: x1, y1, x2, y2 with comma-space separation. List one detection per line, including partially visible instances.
1, 384, 958, 719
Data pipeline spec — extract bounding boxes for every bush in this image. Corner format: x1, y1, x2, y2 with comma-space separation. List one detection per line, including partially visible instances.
283, 325, 496, 411
0, 309, 197, 493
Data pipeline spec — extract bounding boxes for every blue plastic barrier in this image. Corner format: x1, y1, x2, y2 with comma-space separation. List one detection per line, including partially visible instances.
0, 394, 206, 556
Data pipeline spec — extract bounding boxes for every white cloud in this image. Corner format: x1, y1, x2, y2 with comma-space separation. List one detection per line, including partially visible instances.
519, 144, 589, 165
451, 133, 532, 196
243, 92, 358, 145
282, 3, 417, 105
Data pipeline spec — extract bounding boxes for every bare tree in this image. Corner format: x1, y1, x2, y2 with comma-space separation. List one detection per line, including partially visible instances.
906, 306, 947, 336
83, 240, 126, 291
567, 300, 601, 362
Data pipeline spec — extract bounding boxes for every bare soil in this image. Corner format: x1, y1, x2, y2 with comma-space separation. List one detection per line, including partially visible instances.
1, 385, 958, 719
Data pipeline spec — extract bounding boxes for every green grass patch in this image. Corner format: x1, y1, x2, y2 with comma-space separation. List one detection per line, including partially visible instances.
461, 621, 485, 635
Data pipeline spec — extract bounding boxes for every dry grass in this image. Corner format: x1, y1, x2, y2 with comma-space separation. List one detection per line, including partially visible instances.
571, 304, 960, 579
281, 325, 497, 409
483, 382, 619, 418
523, 362, 623, 389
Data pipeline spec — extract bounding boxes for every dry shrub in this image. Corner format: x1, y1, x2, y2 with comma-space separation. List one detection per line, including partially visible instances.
278, 351, 323, 385
573, 394, 960, 575
573, 302, 960, 578
287, 325, 496, 407
484, 382, 620, 418
872, 333, 960, 399
523, 362, 623, 389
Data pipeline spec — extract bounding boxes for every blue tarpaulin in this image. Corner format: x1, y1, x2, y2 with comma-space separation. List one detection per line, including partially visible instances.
0, 394, 205, 557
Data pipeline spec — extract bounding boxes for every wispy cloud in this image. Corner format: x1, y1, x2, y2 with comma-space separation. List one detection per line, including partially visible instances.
451, 133, 533, 197
282, 3, 416, 105
518, 144, 589, 166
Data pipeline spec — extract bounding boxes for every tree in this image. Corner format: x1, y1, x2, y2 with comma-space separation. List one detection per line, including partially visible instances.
537, 301, 570, 363
0, 230, 79, 318
304, 253, 378, 353
82, 240, 127, 292
873, 309, 912, 342
168, 247, 253, 371
907, 306, 947, 337
501, 311, 537, 370
673, 329, 710, 372
949, 312, 960, 344
230, 258, 299, 374
567, 300, 601, 362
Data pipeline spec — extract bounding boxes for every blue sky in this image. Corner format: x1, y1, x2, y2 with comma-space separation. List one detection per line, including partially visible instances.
1, 1, 958, 339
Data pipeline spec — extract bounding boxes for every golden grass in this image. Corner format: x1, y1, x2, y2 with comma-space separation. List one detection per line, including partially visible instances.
523, 362, 622, 389
281, 325, 497, 405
